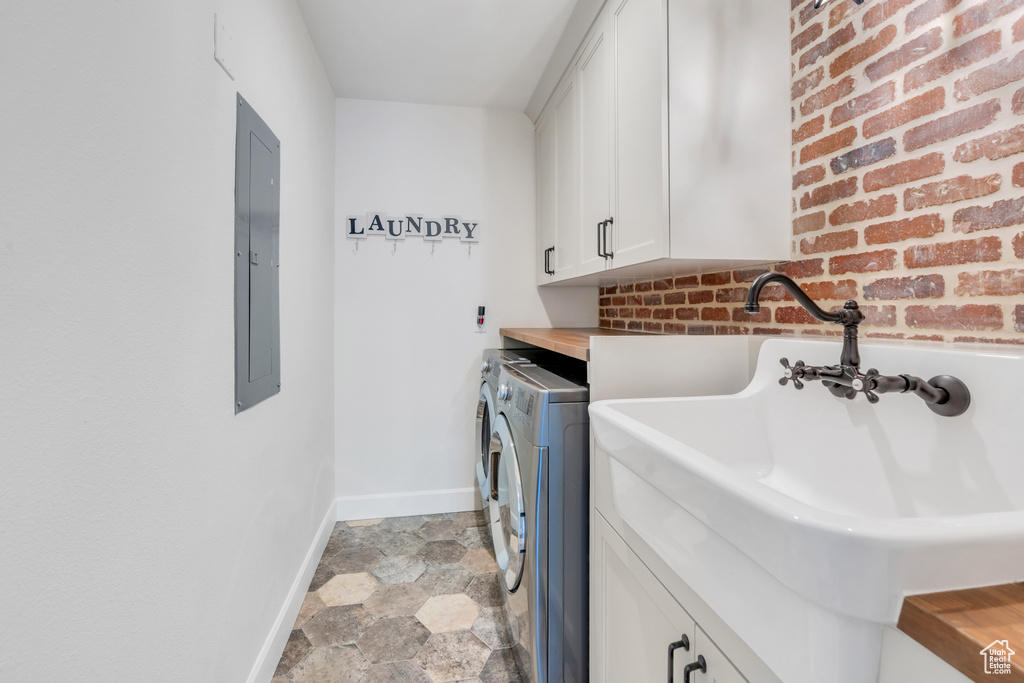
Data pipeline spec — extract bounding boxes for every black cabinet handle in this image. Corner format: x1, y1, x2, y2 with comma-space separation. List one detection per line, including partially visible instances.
667, 634, 689, 682
683, 655, 707, 683
597, 221, 607, 258
603, 217, 614, 258
544, 247, 554, 275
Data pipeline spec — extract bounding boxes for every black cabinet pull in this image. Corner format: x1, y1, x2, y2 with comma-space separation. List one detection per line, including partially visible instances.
544, 247, 554, 275
667, 634, 689, 682
603, 216, 614, 258
597, 220, 607, 258
683, 655, 707, 683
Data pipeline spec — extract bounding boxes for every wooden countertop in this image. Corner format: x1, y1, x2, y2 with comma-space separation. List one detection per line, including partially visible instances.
499, 327, 645, 362
899, 583, 1024, 681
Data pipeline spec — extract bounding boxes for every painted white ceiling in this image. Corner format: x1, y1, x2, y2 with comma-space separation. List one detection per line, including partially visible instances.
295, 0, 578, 111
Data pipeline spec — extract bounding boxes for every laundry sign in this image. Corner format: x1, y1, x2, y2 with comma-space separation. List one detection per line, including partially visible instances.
346, 213, 479, 243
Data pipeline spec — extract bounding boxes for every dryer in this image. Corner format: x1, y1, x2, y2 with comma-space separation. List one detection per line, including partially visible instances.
488, 363, 589, 683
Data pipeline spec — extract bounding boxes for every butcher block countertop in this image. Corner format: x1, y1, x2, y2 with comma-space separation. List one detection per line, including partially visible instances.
499, 327, 644, 362
899, 583, 1024, 682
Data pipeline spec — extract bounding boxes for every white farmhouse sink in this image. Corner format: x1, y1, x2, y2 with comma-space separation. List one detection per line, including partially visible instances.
590, 338, 1024, 683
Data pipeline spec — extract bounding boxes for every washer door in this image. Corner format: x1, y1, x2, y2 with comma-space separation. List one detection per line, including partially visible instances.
474, 383, 493, 503
488, 415, 526, 593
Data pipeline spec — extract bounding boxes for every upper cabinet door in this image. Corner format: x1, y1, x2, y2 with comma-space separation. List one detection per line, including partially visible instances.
668, 0, 790, 262
553, 73, 580, 280
612, 0, 669, 268
536, 108, 558, 286
577, 12, 614, 277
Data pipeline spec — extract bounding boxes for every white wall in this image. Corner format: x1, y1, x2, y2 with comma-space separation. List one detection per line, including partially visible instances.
335, 99, 596, 519
0, 2, 335, 681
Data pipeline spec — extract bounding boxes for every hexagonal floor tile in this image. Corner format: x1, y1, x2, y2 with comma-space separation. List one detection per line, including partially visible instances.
318, 572, 379, 606
378, 531, 427, 557
287, 644, 367, 683
359, 660, 433, 683
327, 547, 384, 575
459, 549, 498, 575
307, 562, 336, 592
417, 540, 468, 565
455, 525, 489, 550
302, 605, 375, 647
273, 629, 312, 677
371, 555, 426, 584
416, 519, 459, 541
416, 563, 474, 596
295, 591, 326, 629
345, 518, 384, 527
415, 593, 480, 633
363, 582, 430, 619
448, 510, 488, 528
356, 615, 430, 663
378, 515, 427, 533
465, 574, 505, 609
471, 607, 515, 650
479, 648, 524, 683
416, 631, 491, 682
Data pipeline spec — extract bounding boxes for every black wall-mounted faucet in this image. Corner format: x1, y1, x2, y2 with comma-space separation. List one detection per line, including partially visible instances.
745, 272, 971, 417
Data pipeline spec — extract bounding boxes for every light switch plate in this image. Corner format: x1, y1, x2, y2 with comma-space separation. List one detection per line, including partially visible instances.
214, 14, 235, 80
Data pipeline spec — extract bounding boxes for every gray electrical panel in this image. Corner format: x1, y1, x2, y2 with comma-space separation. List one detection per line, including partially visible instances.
235, 93, 280, 413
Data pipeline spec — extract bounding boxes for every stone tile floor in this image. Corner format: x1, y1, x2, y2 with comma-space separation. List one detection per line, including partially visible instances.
272, 510, 524, 683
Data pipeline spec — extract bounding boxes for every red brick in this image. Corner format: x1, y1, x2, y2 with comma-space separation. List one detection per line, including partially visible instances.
831, 83, 897, 127
777, 258, 826, 278
793, 23, 824, 55
734, 308, 771, 323
643, 322, 664, 333
829, 194, 899, 225
955, 268, 1024, 296
801, 77, 857, 116
653, 278, 673, 291
903, 99, 1001, 151
716, 287, 750, 303
1015, 231, 1024, 257
1017, 305, 1024, 332
625, 320, 641, 331
830, 249, 898, 274
733, 267, 772, 283
752, 327, 791, 336
688, 291, 713, 304
904, 235, 1001, 267
864, 274, 945, 299
863, 152, 945, 191
757, 284, 796, 302
599, 297, 612, 306
953, 0, 1024, 37
600, 285, 616, 295
675, 307, 699, 320
619, 283, 635, 293
603, 308, 618, 318
830, 1, 856, 28
643, 294, 663, 306
952, 336, 1024, 345
701, 307, 730, 321
905, 31, 1002, 91
664, 292, 688, 305
653, 308, 674, 320
953, 124, 1024, 162
794, 116, 825, 143
954, 50, 1024, 101
832, 26, 898, 80
800, 229, 859, 254
862, 306, 899, 326
863, 87, 945, 139
1016, 14, 1024, 41
701, 272, 731, 286
953, 197, 1024, 232
1014, 86, 1024, 113
864, 0, 917, 29
599, 319, 612, 329
611, 319, 626, 329
627, 295, 643, 305
800, 177, 859, 209
906, 304, 1003, 329
866, 28, 943, 82
793, 67, 825, 101
831, 138, 897, 174
687, 324, 714, 335
800, 127, 858, 164
794, 166, 827, 189
794, 212, 827, 234
1015, 162, 1024, 187
635, 282, 653, 292
619, 308, 635, 318
674, 276, 699, 288
904, 173, 1001, 211
612, 296, 626, 305
776, 306, 824, 325
800, 23, 857, 70
907, 0, 964, 34
865, 214, 945, 244
800, 0, 824, 25
801, 279, 859, 299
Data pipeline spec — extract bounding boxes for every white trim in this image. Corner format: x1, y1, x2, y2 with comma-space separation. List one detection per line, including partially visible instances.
336, 487, 479, 522
246, 501, 336, 683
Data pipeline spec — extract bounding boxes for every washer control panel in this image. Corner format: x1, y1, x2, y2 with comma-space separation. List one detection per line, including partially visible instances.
510, 386, 536, 431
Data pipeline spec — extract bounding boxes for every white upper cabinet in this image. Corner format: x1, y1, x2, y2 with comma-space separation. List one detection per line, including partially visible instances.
535, 0, 790, 285
536, 71, 580, 284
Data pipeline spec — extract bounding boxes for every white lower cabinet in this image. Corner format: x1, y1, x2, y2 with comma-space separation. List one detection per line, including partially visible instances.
593, 512, 746, 682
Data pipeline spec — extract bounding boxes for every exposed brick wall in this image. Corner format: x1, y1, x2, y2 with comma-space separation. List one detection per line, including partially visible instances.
598, 0, 1024, 344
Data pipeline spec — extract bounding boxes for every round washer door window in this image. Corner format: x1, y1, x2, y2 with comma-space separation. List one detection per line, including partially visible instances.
488, 415, 526, 593
475, 384, 493, 502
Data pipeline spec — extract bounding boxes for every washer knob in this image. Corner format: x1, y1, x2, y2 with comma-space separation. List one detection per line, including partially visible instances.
497, 383, 511, 402
481, 360, 491, 376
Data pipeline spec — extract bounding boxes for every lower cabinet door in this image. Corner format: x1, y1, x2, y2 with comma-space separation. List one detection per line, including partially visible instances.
593, 512, 696, 682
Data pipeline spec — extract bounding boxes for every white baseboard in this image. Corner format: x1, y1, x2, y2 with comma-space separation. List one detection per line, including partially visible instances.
336, 487, 479, 522
246, 500, 336, 683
